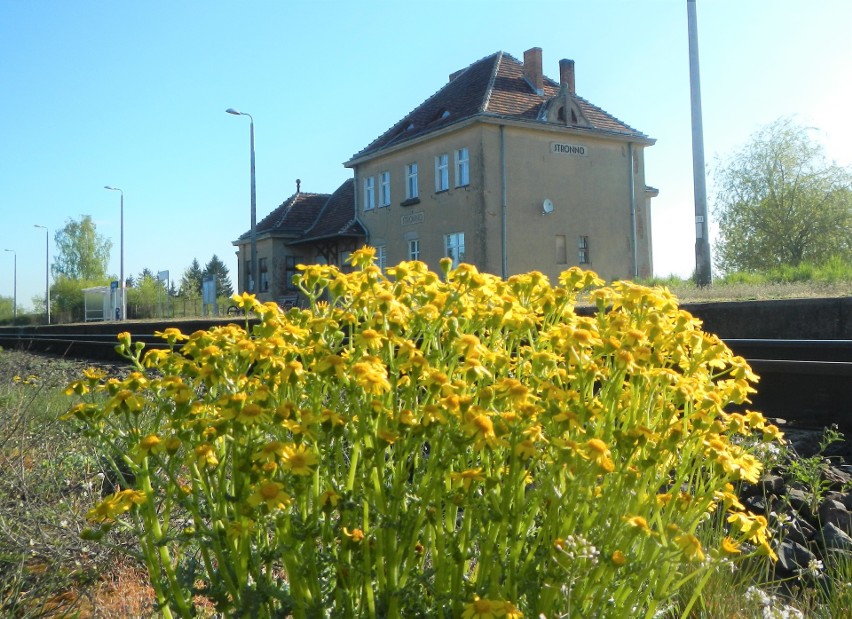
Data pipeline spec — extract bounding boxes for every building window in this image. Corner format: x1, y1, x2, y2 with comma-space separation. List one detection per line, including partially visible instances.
444, 232, 465, 268
364, 176, 375, 210
259, 257, 269, 292
455, 148, 470, 187
375, 245, 387, 271
408, 239, 420, 261
406, 163, 419, 199
555, 235, 567, 265
284, 256, 298, 291
579, 236, 590, 264
379, 171, 390, 207
435, 153, 449, 192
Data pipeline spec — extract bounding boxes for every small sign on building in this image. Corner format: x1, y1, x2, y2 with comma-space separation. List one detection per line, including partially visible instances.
551, 142, 588, 157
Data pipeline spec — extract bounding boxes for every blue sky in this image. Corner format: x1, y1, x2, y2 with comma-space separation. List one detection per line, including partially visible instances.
1, 0, 850, 311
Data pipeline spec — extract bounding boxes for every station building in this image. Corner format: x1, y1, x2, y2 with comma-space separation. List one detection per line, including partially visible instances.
233, 47, 657, 303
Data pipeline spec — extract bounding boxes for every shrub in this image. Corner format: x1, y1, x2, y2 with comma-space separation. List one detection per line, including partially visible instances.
65, 250, 783, 618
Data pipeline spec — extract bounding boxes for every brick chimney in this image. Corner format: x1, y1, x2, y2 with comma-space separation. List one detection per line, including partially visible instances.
523, 47, 544, 94
559, 59, 576, 95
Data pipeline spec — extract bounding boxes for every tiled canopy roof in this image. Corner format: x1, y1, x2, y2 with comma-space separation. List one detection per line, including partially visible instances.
234, 179, 365, 244
297, 179, 366, 244
349, 51, 650, 162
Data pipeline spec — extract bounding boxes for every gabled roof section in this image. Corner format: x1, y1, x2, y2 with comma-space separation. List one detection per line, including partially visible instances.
233, 180, 365, 245
347, 50, 651, 163
298, 178, 367, 244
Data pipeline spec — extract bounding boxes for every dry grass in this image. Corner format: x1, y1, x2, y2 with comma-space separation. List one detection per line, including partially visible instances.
667, 280, 852, 304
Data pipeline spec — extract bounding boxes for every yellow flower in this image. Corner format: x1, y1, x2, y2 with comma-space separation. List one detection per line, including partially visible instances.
154, 327, 189, 345
585, 438, 615, 473
611, 550, 627, 567
315, 354, 347, 379
502, 601, 523, 619
253, 440, 287, 463
450, 468, 485, 491
131, 433, 165, 463
461, 596, 506, 619
319, 488, 341, 508
721, 536, 741, 555
514, 439, 536, 460
623, 515, 652, 536
282, 444, 319, 476
756, 539, 778, 562
247, 480, 292, 511
86, 489, 147, 523
463, 411, 505, 450
343, 527, 365, 542
355, 328, 385, 352
675, 534, 705, 562
762, 423, 785, 443
193, 443, 219, 468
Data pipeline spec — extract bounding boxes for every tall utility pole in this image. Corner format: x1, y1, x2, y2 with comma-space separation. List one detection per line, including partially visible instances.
226, 108, 257, 294
687, 0, 712, 286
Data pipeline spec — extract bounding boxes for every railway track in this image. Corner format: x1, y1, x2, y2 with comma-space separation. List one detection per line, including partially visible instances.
1, 325, 850, 433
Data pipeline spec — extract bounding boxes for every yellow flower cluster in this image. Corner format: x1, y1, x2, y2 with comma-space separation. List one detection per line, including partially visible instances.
66, 247, 783, 618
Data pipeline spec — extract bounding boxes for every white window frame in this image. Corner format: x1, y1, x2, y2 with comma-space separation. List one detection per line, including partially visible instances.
455, 147, 470, 187
406, 163, 419, 199
363, 176, 375, 211
375, 245, 387, 270
579, 236, 590, 264
379, 171, 391, 207
435, 153, 449, 192
444, 232, 465, 268
408, 239, 420, 261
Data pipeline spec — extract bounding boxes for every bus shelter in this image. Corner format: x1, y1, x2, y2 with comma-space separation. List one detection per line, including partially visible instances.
82, 285, 120, 322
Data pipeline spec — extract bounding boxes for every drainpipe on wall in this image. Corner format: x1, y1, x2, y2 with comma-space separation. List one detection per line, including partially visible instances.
628, 142, 639, 278
500, 125, 508, 279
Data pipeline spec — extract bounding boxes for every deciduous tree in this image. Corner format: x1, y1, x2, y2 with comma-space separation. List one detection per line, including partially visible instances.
713, 118, 852, 273
52, 215, 112, 281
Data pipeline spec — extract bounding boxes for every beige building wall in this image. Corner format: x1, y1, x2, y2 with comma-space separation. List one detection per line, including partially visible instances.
352, 120, 653, 282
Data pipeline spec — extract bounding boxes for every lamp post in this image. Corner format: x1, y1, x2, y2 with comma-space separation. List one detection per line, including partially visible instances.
104, 186, 125, 320
34, 225, 50, 324
3, 249, 15, 320
226, 108, 257, 294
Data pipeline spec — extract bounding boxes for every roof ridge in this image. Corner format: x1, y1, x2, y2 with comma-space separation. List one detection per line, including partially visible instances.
481, 50, 503, 113
303, 178, 354, 237
573, 93, 647, 138
348, 51, 501, 161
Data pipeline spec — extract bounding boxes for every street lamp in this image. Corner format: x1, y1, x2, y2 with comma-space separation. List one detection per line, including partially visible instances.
3, 249, 15, 320
226, 107, 257, 294
104, 186, 125, 320
34, 225, 50, 324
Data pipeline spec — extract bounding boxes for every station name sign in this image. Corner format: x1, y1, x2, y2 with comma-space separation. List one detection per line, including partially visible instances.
401, 212, 425, 226
551, 142, 588, 156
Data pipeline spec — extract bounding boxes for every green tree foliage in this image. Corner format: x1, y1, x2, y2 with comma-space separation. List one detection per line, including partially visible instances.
127, 269, 166, 319
204, 254, 233, 297
52, 215, 112, 281
713, 118, 852, 273
0, 296, 13, 321
179, 258, 204, 298
51, 276, 106, 323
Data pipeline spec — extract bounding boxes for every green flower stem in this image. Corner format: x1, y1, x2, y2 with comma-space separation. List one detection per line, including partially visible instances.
138, 466, 193, 618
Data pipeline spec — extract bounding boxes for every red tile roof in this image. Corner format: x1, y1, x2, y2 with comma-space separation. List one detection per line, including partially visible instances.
298, 178, 366, 244
349, 51, 650, 162
234, 179, 365, 244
